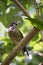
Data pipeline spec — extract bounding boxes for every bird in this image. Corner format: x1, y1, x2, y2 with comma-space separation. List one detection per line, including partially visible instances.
8, 21, 29, 56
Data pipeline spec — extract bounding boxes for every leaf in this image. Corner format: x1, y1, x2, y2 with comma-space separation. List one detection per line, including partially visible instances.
26, 17, 43, 30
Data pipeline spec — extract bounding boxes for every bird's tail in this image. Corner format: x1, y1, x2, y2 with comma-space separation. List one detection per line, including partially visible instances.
22, 47, 32, 62
22, 47, 29, 56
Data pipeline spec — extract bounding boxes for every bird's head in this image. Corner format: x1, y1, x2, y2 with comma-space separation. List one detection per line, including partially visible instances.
8, 21, 19, 32
10, 22, 18, 27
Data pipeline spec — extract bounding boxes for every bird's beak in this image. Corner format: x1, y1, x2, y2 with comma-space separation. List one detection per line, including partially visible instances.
16, 21, 19, 25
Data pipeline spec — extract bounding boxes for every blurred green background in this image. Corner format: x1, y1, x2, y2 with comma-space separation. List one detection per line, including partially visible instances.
0, 0, 43, 65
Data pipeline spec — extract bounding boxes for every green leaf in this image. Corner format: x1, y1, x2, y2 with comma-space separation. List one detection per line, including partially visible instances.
26, 17, 43, 30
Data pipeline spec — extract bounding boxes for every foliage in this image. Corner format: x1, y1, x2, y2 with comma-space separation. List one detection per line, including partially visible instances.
0, 0, 43, 65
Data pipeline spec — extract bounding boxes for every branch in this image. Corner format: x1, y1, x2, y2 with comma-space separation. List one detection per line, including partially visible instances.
34, 0, 39, 19
12, 0, 30, 18
1, 27, 40, 65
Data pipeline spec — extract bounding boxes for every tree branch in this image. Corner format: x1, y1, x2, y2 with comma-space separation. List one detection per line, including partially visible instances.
12, 0, 30, 18
1, 27, 40, 65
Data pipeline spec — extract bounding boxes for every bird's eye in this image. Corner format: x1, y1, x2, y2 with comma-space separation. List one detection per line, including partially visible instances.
10, 22, 14, 26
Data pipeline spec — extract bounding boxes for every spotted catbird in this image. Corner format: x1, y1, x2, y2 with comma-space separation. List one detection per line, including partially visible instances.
8, 22, 29, 56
